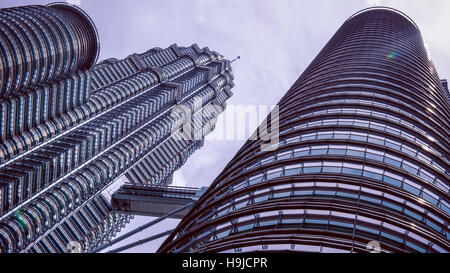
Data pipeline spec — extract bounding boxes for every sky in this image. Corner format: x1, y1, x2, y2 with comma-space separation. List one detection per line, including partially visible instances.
1, 0, 449, 253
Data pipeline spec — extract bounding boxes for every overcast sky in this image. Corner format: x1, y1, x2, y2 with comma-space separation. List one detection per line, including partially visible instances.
2, 0, 449, 253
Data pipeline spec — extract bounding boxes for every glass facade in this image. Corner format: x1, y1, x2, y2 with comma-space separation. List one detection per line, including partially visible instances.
0, 4, 235, 253
442, 79, 450, 103
159, 8, 449, 253
0, 3, 99, 98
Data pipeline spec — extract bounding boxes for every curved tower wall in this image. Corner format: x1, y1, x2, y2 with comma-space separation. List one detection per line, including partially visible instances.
159, 8, 449, 253
0, 3, 99, 98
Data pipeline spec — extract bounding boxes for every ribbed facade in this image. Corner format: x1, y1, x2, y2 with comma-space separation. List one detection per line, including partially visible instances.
0, 4, 235, 253
0, 3, 99, 98
442, 80, 450, 103
159, 8, 449, 253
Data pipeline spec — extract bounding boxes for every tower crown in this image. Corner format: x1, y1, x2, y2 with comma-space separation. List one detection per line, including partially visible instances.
346, 6, 419, 30
0, 2, 100, 98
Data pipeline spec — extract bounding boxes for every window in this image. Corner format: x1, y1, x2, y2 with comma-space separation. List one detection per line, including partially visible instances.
366, 149, 384, 161
294, 147, 309, 157
284, 168, 300, 176
401, 146, 416, 157
317, 132, 333, 139
323, 162, 342, 173
336, 191, 358, 200
254, 195, 269, 203
425, 219, 441, 232
248, 174, 263, 186
304, 219, 328, 229
422, 192, 438, 205
303, 162, 322, 174
381, 232, 403, 248
311, 146, 328, 156
406, 241, 426, 253
259, 220, 278, 228
403, 184, 420, 196
384, 154, 402, 168
385, 140, 401, 151
301, 133, 316, 141
347, 146, 365, 156
363, 166, 383, 181
277, 151, 292, 161
350, 132, 367, 141
405, 209, 422, 221
360, 195, 382, 205
383, 175, 402, 187
323, 119, 337, 126
382, 201, 402, 212
329, 221, 354, 233
281, 218, 302, 226
402, 162, 419, 175
293, 190, 313, 197
368, 135, 385, 146
356, 225, 380, 239
338, 119, 353, 126
342, 163, 363, 176
419, 169, 435, 184
266, 169, 282, 180
273, 192, 291, 199
334, 132, 350, 139
315, 190, 336, 197
329, 145, 347, 155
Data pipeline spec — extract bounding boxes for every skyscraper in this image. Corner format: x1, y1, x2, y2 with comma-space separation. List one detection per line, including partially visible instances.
0, 3, 234, 253
442, 80, 450, 103
159, 7, 449, 253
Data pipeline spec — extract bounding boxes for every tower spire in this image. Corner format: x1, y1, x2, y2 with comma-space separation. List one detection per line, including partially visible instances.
231, 56, 241, 63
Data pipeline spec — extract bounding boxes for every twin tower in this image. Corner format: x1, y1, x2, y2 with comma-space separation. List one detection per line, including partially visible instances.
0, 3, 448, 253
